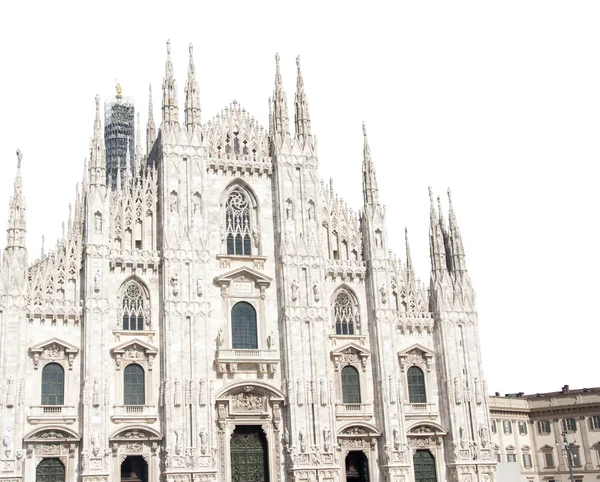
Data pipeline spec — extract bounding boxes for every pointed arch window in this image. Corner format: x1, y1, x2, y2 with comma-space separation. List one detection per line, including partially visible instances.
341, 366, 361, 404
121, 281, 147, 330
124, 364, 145, 405
334, 291, 356, 335
41, 363, 64, 406
407, 366, 427, 404
226, 189, 252, 256
231, 302, 258, 349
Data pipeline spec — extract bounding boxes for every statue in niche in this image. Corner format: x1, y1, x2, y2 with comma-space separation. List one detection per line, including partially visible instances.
193, 192, 201, 214
266, 332, 275, 350
478, 426, 488, 448
313, 282, 320, 302
323, 427, 331, 452
94, 270, 101, 293
380, 284, 387, 304
252, 230, 260, 248
199, 428, 208, 455
3, 428, 12, 458
393, 427, 400, 450
170, 272, 179, 296
285, 200, 293, 220
196, 278, 203, 297
94, 212, 102, 234
308, 205, 314, 220
291, 280, 299, 302
91, 429, 100, 456
169, 191, 178, 213
298, 430, 306, 453
216, 329, 225, 348
459, 426, 466, 449
282, 428, 289, 447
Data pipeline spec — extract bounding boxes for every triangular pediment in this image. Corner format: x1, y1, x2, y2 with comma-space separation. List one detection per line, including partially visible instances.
111, 338, 158, 355
214, 266, 272, 287
29, 337, 79, 354
398, 343, 433, 357
331, 342, 370, 357
539, 444, 554, 451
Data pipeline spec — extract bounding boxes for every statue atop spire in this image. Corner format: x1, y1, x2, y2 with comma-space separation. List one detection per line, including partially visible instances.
361, 121, 379, 207
184, 41, 201, 134
147, 84, 156, 155
162, 39, 179, 126
405, 227, 415, 282
271, 53, 289, 143
89, 95, 106, 188
294, 55, 312, 147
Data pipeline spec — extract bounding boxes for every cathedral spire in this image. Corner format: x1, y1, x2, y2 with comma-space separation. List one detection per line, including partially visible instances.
89, 95, 106, 188
146, 84, 156, 155
294, 55, 312, 147
447, 188, 467, 275
135, 112, 143, 175
124, 139, 132, 183
270, 53, 289, 142
162, 40, 179, 126
405, 227, 415, 282
361, 122, 379, 206
5, 149, 27, 257
184, 42, 201, 134
429, 187, 448, 278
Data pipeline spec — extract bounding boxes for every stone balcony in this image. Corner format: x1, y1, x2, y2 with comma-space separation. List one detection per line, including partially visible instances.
111, 405, 158, 424
404, 402, 438, 420
215, 348, 279, 375
28, 405, 77, 424
335, 403, 373, 420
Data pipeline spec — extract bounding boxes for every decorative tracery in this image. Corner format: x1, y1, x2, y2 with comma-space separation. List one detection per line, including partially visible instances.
120, 281, 148, 330
334, 291, 356, 335
226, 189, 252, 256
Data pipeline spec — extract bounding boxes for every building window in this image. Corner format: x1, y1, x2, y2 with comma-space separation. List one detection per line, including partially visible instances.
124, 364, 145, 405
589, 415, 600, 430
225, 189, 252, 256
523, 453, 532, 468
570, 448, 582, 467
491, 420, 497, 433
231, 302, 258, 349
334, 291, 356, 335
518, 421, 528, 435
121, 280, 147, 330
407, 366, 427, 404
507, 453, 517, 463
503, 420, 512, 435
544, 451, 555, 468
41, 363, 64, 405
562, 418, 577, 433
537, 420, 551, 435
495, 451, 501, 462
341, 366, 361, 404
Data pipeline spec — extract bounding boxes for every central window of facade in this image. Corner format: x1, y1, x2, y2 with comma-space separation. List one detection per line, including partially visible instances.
407, 366, 427, 403
124, 364, 145, 405
341, 365, 361, 404
41, 363, 64, 406
226, 189, 252, 256
231, 302, 258, 349
334, 291, 356, 335
122, 282, 146, 330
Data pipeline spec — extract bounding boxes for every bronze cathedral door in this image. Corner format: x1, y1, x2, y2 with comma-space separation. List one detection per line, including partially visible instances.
230, 426, 269, 482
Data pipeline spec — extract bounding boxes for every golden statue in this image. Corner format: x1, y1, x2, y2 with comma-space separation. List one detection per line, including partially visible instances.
115, 82, 123, 97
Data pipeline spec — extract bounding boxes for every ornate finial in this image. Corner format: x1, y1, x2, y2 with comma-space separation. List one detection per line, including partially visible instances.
189, 42, 193, 55
428, 186, 433, 202
447, 187, 453, 205
362, 121, 367, 138
167, 39, 171, 54
16, 149, 22, 169
115, 82, 122, 97
296, 55, 301, 71
275, 52, 280, 64
95, 94, 100, 114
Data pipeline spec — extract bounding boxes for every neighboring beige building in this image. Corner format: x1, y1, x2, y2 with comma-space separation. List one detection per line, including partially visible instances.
489, 386, 600, 482
0, 41, 497, 482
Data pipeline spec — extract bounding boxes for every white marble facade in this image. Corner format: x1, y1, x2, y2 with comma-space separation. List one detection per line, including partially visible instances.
0, 42, 496, 482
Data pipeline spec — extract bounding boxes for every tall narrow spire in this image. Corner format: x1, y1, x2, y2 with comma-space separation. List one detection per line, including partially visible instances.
135, 112, 143, 174
271, 53, 289, 141
405, 227, 415, 282
447, 188, 467, 275
361, 122, 379, 206
5, 150, 27, 256
162, 40, 179, 126
124, 139, 132, 183
146, 84, 156, 155
89, 95, 106, 188
184, 42, 201, 134
294, 55, 311, 146
429, 187, 447, 277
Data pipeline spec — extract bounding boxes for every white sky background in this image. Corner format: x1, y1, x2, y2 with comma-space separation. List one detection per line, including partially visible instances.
0, 1, 597, 395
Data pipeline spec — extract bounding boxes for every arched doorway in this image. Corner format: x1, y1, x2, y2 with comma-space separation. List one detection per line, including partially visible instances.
230, 426, 269, 482
121, 455, 148, 482
345, 451, 369, 482
413, 449, 437, 482
36, 458, 65, 482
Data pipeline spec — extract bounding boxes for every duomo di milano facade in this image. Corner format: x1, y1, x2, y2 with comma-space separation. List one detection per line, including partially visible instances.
0, 41, 496, 482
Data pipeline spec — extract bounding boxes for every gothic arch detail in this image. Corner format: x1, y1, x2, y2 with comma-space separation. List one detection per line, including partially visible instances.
332, 287, 360, 335
117, 278, 151, 330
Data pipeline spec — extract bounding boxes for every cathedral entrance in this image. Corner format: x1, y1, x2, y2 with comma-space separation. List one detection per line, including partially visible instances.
36, 458, 65, 482
230, 425, 269, 482
120, 455, 148, 482
413, 449, 437, 482
345, 451, 369, 482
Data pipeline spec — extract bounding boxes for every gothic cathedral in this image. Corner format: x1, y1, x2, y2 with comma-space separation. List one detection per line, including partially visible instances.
0, 42, 496, 482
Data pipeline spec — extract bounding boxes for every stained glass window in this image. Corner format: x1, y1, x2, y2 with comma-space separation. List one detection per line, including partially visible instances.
41, 363, 64, 406
342, 366, 361, 404
124, 364, 145, 405
413, 449, 437, 482
407, 366, 427, 404
334, 291, 355, 335
232, 302, 258, 349
226, 189, 252, 256
122, 281, 146, 330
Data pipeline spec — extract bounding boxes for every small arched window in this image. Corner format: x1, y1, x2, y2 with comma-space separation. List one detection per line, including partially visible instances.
407, 366, 427, 404
341, 366, 361, 404
41, 363, 64, 406
334, 291, 356, 335
225, 189, 252, 256
121, 281, 146, 330
124, 364, 145, 406
231, 302, 258, 349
